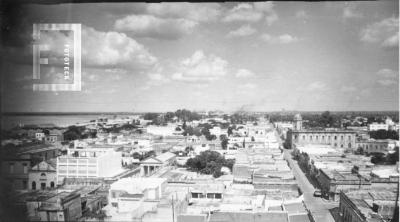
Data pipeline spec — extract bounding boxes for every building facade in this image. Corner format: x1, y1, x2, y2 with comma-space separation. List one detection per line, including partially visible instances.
286, 114, 357, 149
29, 160, 57, 190
56, 146, 123, 184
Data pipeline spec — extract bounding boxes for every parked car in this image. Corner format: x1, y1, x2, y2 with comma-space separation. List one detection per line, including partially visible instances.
313, 189, 322, 197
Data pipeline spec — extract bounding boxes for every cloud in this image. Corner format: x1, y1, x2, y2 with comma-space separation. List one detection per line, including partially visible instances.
378, 79, 397, 86
38, 26, 157, 70
260, 33, 299, 44
114, 14, 198, 40
343, 3, 363, 19
340, 86, 357, 92
376, 68, 398, 86
235, 69, 255, 78
238, 83, 257, 90
295, 10, 308, 19
377, 68, 397, 78
81, 26, 157, 69
227, 25, 256, 37
360, 17, 399, 48
305, 81, 327, 91
222, 2, 278, 25
171, 50, 228, 83
145, 3, 221, 22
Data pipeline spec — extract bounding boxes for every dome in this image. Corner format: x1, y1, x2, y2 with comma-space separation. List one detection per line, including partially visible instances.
294, 114, 302, 121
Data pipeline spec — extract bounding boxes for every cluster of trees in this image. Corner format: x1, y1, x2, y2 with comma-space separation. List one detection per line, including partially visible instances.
131, 150, 156, 161
369, 130, 399, 140
304, 111, 340, 128
229, 112, 257, 125
368, 147, 399, 165
185, 150, 235, 178
143, 109, 202, 125
292, 150, 311, 173
102, 123, 140, 134
63, 125, 96, 141
182, 122, 217, 141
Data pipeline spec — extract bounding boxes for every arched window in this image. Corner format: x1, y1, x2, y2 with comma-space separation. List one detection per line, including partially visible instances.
50, 182, 55, 188
32, 181, 36, 190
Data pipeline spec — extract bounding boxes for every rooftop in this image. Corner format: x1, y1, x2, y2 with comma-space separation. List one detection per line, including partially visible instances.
110, 177, 167, 193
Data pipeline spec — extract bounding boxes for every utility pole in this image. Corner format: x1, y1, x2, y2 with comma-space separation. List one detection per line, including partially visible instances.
171, 195, 175, 222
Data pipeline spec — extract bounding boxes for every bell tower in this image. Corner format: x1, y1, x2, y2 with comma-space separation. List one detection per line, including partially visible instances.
294, 114, 302, 131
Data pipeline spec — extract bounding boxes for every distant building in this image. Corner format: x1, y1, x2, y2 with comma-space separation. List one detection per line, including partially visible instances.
368, 123, 389, 131
356, 139, 399, 154
287, 114, 357, 149
29, 159, 57, 190
140, 152, 176, 176
35, 132, 45, 141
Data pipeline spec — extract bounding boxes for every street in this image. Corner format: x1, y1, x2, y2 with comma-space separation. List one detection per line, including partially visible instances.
283, 149, 338, 222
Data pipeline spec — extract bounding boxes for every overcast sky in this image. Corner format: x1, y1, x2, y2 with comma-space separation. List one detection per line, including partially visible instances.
1, 1, 399, 112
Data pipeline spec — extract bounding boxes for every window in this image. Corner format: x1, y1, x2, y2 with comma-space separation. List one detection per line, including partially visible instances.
215, 193, 222, 199
207, 193, 214, 199
348, 143, 351, 148
23, 180, 27, 190
32, 181, 36, 190
341, 135, 343, 140
50, 182, 55, 188
334, 136, 337, 140
322, 136, 325, 140
23, 163, 28, 174
310, 136, 312, 141
348, 136, 351, 141
192, 193, 199, 198
316, 136, 319, 140
112, 191, 117, 198
41, 183, 46, 190
9, 163, 14, 174
303, 136, 305, 140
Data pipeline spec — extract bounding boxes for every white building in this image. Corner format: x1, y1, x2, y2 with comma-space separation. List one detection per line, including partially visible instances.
140, 152, 176, 177
368, 123, 389, 131
35, 132, 45, 141
146, 125, 177, 137
108, 177, 167, 212
56, 146, 124, 184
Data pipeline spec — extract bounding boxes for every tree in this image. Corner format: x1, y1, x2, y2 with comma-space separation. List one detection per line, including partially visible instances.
371, 152, 386, 164
386, 147, 399, 164
185, 150, 235, 178
220, 135, 228, 150
227, 127, 233, 136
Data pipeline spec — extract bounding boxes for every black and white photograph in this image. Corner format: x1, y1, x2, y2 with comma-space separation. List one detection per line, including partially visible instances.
0, 0, 399, 221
